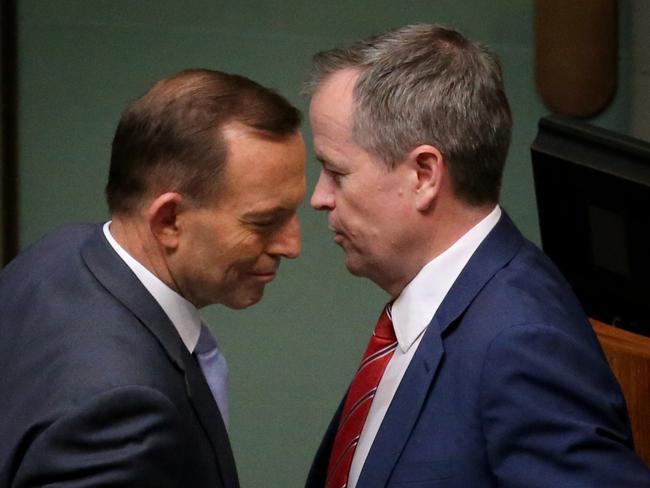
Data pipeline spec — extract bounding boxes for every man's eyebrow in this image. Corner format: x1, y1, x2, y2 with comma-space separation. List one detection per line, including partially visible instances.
242, 206, 293, 219
314, 153, 340, 170
314, 153, 328, 166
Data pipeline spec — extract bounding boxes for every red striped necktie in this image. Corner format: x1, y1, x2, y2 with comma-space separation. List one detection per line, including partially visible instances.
326, 304, 398, 488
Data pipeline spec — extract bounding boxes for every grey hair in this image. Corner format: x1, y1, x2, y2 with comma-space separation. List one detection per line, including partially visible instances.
306, 24, 512, 205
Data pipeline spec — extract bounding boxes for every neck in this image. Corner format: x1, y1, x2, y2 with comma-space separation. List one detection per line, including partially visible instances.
382, 201, 496, 298
425, 201, 495, 261
109, 214, 178, 292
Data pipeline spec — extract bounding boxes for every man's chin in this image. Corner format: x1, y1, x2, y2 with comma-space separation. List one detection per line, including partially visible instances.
222, 287, 265, 310
344, 255, 367, 278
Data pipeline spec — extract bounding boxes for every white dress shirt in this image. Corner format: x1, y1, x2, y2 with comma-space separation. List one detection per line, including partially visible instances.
102, 222, 202, 353
347, 205, 502, 488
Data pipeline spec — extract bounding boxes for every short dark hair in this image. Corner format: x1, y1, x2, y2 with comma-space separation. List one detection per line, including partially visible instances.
106, 69, 301, 214
306, 24, 512, 206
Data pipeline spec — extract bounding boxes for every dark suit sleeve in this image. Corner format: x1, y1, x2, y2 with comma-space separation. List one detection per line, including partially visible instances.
13, 385, 185, 488
480, 323, 650, 487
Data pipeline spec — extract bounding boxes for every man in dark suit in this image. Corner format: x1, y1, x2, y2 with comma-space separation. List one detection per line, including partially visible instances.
0, 69, 306, 487
305, 24, 650, 487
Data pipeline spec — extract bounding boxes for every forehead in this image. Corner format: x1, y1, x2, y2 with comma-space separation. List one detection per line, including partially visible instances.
311, 68, 360, 107
309, 68, 359, 132
218, 124, 306, 208
309, 69, 363, 161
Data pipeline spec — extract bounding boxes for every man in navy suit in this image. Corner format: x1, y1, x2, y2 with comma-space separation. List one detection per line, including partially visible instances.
305, 24, 650, 487
0, 69, 306, 487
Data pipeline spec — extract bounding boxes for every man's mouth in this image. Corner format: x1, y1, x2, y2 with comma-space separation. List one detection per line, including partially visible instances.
250, 269, 277, 282
329, 225, 345, 244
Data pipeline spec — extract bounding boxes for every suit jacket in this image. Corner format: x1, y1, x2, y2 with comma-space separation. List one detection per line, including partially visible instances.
307, 213, 650, 487
0, 224, 239, 488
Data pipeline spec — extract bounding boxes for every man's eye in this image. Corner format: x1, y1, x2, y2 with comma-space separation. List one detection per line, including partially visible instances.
254, 220, 276, 228
326, 168, 345, 183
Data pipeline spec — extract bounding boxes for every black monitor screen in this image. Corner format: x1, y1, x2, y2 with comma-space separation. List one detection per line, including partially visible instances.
532, 115, 650, 336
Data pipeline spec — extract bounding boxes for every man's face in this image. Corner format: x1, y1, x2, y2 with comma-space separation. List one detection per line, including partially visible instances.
309, 69, 416, 292
173, 125, 306, 309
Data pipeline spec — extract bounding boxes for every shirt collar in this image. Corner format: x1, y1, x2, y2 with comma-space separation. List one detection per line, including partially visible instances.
391, 205, 502, 353
103, 221, 202, 353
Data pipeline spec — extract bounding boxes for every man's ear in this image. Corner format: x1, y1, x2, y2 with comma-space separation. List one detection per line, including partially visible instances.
147, 192, 184, 250
407, 144, 445, 211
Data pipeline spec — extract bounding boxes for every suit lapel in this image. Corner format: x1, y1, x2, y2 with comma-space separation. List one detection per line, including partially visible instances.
184, 353, 240, 488
80, 226, 186, 369
81, 226, 239, 487
306, 397, 346, 488
433, 213, 524, 336
357, 325, 445, 487
357, 213, 524, 487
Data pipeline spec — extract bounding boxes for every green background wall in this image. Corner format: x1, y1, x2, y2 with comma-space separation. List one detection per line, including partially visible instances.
16, 2, 633, 486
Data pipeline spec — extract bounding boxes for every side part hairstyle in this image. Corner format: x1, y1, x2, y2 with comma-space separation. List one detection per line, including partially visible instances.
306, 24, 512, 205
107, 69, 301, 214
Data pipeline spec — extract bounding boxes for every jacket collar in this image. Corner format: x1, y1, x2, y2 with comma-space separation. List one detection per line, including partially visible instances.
81, 225, 186, 370
357, 212, 524, 487
81, 225, 239, 488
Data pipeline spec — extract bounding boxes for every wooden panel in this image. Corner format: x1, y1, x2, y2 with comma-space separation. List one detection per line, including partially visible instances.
591, 319, 650, 466
535, 0, 617, 117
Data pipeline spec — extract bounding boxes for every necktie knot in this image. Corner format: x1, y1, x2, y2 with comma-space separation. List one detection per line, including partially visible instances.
196, 322, 219, 354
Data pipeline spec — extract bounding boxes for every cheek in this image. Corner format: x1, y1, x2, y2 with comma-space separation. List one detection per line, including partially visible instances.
218, 226, 259, 252
190, 231, 244, 275
222, 232, 268, 269
336, 188, 371, 227
347, 197, 391, 238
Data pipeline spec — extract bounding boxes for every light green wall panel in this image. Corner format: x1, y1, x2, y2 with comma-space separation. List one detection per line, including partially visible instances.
17, 1, 632, 486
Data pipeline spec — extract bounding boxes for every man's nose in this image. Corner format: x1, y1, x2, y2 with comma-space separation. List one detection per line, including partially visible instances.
269, 215, 301, 259
310, 171, 335, 211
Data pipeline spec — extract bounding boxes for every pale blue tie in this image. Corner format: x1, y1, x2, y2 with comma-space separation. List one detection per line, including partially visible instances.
195, 322, 229, 426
